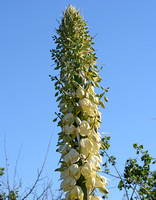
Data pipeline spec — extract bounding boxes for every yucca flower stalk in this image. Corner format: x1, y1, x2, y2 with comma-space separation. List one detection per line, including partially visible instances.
50, 5, 109, 200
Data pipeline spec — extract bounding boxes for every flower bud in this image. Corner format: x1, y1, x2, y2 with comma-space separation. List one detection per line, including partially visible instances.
76, 88, 85, 98
88, 85, 94, 94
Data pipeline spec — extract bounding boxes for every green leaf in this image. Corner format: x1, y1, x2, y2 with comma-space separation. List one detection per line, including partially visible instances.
69, 117, 75, 126
56, 95, 62, 102
104, 96, 108, 102
89, 93, 94, 102
55, 92, 59, 97
95, 82, 99, 88
133, 143, 138, 149
54, 65, 60, 70
99, 100, 105, 108
55, 167, 67, 172
53, 118, 58, 122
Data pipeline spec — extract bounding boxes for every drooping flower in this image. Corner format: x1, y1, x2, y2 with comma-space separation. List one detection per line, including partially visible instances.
63, 124, 76, 135
70, 185, 84, 200
68, 164, 81, 180
78, 120, 91, 137
85, 175, 96, 189
58, 142, 71, 154
63, 149, 80, 165
60, 176, 76, 192
80, 138, 94, 157
81, 162, 93, 178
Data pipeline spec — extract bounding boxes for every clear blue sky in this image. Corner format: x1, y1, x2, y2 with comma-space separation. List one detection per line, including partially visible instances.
0, 0, 156, 199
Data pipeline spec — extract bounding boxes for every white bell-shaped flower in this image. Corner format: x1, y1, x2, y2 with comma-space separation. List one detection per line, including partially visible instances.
58, 142, 71, 154
70, 185, 84, 200
60, 176, 76, 192
78, 120, 91, 137
79, 98, 90, 111
87, 154, 102, 171
80, 138, 94, 157
63, 124, 76, 135
63, 148, 80, 165
81, 162, 93, 178
68, 164, 81, 180
60, 168, 69, 179
85, 175, 96, 188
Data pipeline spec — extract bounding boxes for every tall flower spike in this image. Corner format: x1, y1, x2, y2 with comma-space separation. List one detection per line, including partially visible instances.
51, 5, 109, 200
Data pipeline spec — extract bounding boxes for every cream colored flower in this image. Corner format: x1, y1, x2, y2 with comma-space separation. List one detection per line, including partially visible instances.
91, 140, 101, 152
63, 124, 76, 135
89, 174, 108, 194
68, 164, 81, 180
87, 155, 102, 171
81, 162, 92, 178
60, 168, 69, 179
79, 98, 90, 111
91, 102, 98, 113
79, 98, 99, 117
91, 196, 103, 200
85, 175, 96, 188
78, 120, 91, 137
89, 133, 101, 144
60, 176, 76, 192
63, 149, 80, 165
70, 186, 84, 200
95, 174, 109, 193
99, 186, 109, 194
80, 138, 94, 157
58, 142, 71, 154
96, 174, 108, 185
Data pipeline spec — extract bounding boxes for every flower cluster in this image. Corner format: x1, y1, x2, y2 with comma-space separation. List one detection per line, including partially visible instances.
51, 5, 109, 200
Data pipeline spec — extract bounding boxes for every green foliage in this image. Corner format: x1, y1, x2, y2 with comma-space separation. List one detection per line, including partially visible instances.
0, 168, 4, 177
118, 144, 156, 199
0, 191, 19, 200
101, 138, 156, 200
0, 168, 19, 200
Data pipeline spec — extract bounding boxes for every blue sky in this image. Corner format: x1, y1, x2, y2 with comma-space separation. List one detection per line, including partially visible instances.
0, 0, 156, 199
